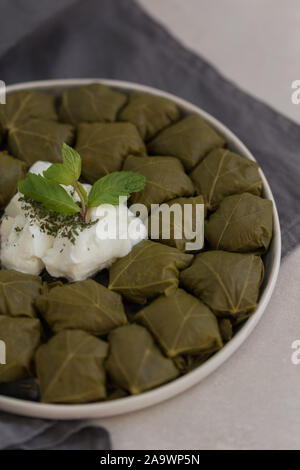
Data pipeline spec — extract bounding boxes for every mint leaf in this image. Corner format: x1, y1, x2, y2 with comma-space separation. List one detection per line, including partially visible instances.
88, 171, 146, 207
43, 143, 82, 185
43, 163, 74, 186
62, 143, 81, 182
18, 173, 80, 215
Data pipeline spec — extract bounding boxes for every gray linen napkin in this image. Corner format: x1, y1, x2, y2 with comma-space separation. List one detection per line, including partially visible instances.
0, 0, 299, 450
0, 411, 111, 449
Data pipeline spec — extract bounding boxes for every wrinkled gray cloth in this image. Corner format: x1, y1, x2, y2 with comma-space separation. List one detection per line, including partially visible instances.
0, 411, 111, 449
0, 0, 299, 450
0, 0, 299, 255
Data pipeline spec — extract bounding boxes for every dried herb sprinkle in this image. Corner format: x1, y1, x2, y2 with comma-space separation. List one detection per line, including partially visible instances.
19, 196, 97, 245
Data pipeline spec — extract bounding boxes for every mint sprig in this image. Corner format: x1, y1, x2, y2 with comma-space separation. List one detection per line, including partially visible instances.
18, 143, 146, 223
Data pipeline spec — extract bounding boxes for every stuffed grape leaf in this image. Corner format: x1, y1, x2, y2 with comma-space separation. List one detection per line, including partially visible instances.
36, 330, 108, 404
174, 353, 214, 373
0, 151, 27, 209
219, 318, 233, 342
106, 386, 128, 401
75, 122, 146, 183
136, 289, 222, 357
180, 250, 264, 317
190, 148, 262, 211
0, 90, 57, 130
123, 155, 195, 211
148, 195, 205, 251
109, 240, 193, 304
8, 119, 74, 166
59, 83, 127, 125
119, 92, 180, 140
105, 324, 179, 394
205, 193, 273, 252
0, 316, 41, 383
36, 279, 127, 335
0, 270, 42, 318
147, 115, 225, 171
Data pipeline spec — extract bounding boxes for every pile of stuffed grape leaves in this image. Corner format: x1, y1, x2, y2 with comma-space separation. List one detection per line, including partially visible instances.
0, 83, 274, 405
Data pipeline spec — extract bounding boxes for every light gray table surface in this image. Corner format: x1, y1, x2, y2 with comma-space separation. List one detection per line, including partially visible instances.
96, 0, 300, 450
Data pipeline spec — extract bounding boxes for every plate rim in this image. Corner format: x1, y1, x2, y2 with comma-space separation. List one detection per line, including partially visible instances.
0, 78, 281, 419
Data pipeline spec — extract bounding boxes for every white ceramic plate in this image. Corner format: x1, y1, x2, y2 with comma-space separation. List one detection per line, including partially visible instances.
0, 79, 281, 419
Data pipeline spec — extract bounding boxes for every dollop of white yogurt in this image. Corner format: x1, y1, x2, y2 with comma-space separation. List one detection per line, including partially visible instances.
0, 161, 147, 281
